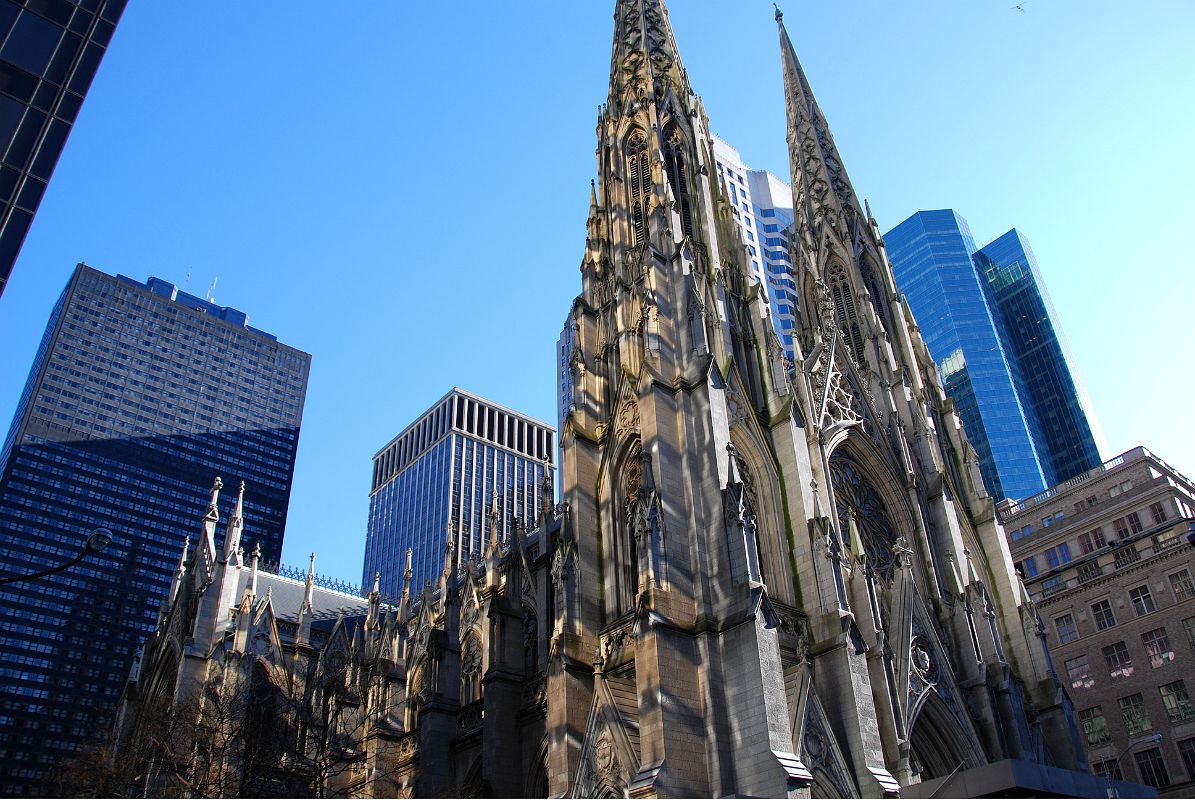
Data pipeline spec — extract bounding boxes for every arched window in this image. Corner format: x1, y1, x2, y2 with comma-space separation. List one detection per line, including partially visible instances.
830, 278, 865, 363
828, 450, 897, 578
460, 636, 482, 704
612, 447, 641, 615
861, 261, 889, 331
626, 131, 649, 246
662, 127, 694, 238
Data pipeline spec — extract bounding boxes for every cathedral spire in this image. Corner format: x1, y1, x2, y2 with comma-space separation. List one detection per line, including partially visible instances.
607, 0, 687, 115
777, 11, 864, 237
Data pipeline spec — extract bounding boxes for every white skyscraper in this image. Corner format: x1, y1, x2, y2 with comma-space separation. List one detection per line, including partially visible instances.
711, 134, 800, 359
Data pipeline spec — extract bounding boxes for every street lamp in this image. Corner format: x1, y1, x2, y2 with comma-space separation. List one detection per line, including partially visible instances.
0, 528, 113, 586
1106, 732, 1163, 798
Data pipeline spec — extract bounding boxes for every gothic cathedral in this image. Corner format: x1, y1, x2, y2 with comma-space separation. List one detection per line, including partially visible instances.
119, 2, 1099, 797
552, 1, 1089, 796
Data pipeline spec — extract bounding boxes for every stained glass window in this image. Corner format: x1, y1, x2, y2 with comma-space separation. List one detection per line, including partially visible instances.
829, 451, 897, 576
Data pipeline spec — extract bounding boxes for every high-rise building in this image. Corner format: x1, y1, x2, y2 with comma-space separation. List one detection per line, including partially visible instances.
1001, 446, 1195, 795
0, 0, 125, 298
0, 264, 308, 795
884, 209, 1101, 502
974, 229, 1103, 486
363, 388, 555, 599
711, 134, 801, 360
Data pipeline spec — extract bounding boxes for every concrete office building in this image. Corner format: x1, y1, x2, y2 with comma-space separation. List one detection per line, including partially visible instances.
1003, 446, 1195, 795
711, 134, 801, 360
363, 388, 555, 600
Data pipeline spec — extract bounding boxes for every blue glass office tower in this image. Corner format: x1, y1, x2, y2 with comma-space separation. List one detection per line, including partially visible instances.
974, 229, 1101, 484
0, 264, 309, 795
884, 210, 1100, 502
364, 388, 555, 599
0, 0, 126, 298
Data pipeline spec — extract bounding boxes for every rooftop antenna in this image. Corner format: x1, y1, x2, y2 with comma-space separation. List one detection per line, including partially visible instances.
206, 277, 218, 303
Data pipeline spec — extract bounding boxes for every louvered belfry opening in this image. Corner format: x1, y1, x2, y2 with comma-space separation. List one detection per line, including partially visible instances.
663, 127, 694, 239
831, 279, 865, 362
627, 130, 650, 246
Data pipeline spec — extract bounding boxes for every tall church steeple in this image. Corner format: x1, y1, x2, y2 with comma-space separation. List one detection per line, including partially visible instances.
777, 7, 863, 232
776, 9, 899, 366
551, 3, 1090, 797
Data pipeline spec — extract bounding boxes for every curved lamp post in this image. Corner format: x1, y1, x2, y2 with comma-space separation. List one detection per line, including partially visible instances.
0, 528, 113, 586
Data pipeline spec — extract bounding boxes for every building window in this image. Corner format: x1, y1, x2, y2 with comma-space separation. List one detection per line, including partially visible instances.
1133, 748, 1170, 789
1078, 528, 1106, 554
1078, 706, 1111, 745
1086, 494, 1099, 507
1114, 517, 1131, 539
1178, 738, 1195, 785
626, 131, 649, 247
1046, 543, 1072, 568
1169, 569, 1194, 602
1160, 680, 1193, 723
1150, 501, 1167, 524
1127, 512, 1143, 534
1092, 599, 1116, 630
1130, 585, 1156, 616
1066, 655, 1093, 690
1184, 617, 1195, 651
1091, 759, 1122, 782
1142, 628, 1173, 667
1042, 574, 1067, 596
1103, 641, 1132, 677
1109, 479, 1133, 498
1055, 613, 1079, 644
1021, 556, 1038, 578
662, 127, 694, 239
1118, 693, 1151, 736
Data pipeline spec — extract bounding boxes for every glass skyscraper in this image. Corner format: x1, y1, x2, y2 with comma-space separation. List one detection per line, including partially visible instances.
884, 210, 1100, 502
0, 264, 309, 795
0, 0, 125, 298
364, 388, 555, 599
974, 229, 1102, 485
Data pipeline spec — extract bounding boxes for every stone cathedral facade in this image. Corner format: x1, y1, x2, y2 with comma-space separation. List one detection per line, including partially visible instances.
115, 2, 1117, 798
549, 1, 1097, 797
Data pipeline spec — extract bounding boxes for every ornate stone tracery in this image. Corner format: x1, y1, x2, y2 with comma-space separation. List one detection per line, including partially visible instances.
828, 450, 897, 577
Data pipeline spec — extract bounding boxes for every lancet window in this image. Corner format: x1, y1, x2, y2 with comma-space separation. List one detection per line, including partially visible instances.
662, 126, 694, 238
860, 260, 888, 330
460, 635, 482, 704
626, 131, 649, 247
612, 446, 642, 615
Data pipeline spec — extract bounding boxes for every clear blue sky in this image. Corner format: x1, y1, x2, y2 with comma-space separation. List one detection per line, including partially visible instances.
1, 1, 1191, 584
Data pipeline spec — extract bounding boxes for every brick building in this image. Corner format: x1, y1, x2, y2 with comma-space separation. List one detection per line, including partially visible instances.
1002, 446, 1195, 794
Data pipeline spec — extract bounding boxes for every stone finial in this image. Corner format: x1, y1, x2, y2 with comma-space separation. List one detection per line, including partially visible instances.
249, 542, 261, 599
208, 476, 223, 512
